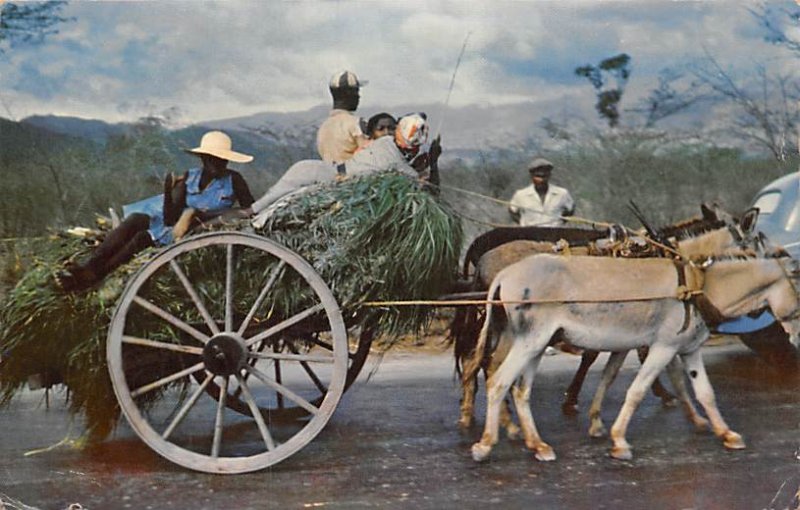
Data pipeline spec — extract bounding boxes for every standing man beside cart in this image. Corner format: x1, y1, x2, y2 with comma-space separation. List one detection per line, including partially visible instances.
508, 157, 574, 227
316, 70, 370, 164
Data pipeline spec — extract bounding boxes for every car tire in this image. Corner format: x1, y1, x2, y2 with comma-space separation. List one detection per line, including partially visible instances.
738, 322, 800, 374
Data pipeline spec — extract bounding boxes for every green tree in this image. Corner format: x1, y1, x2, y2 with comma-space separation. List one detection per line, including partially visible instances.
632, 69, 710, 128
750, 2, 800, 55
575, 53, 631, 128
0, 0, 72, 54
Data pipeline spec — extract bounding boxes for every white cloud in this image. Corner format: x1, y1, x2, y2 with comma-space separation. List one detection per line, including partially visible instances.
0, 0, 792, 125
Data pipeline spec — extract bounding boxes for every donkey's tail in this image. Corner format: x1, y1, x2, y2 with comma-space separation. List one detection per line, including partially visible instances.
461, 279, 502, 384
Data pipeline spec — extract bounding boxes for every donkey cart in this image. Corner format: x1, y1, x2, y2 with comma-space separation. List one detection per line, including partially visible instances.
104, 205, 797, 474
104, 223, 610, 475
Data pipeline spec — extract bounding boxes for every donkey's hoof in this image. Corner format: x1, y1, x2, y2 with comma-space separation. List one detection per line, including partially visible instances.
561, 401, 579, 416
505, 423, 521, 440
692, 416, 710, 432
660, 395, 678, 408
610, 445, 633, 460
471, 442, 492, 462
588, 421, 607, 438
533, 444, 556, 462
722, 431, 746, 450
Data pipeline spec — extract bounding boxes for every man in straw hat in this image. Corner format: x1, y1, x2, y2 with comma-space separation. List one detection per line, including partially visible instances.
508, 157, 574, 227
317, 70, 370, 163
56, 130, 255, 292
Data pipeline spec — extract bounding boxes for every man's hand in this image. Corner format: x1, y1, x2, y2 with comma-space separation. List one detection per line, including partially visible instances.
411, 153, 429, 172
164, 171, 188, 201
411, 136, 442, 173
163, 172, 173, 194
429, 136, 442, 165
163, 171, 189, 226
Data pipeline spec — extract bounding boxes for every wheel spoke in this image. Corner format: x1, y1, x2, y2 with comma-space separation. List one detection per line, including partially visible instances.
162, 372, 214, 440
122, 336, 204, 356
238, 260, 286, 336
232, 340, 266, 401
133, 296, 209, 345
225, 244, 233, 331
170, 260, 220, 335
131, 361, 205, 398
235, 373, 276, 451
246, 365, 320, 415
245, 303, 325, 347
273, 343, 284, 410
211, 376, 228, 458
287, 342, 327, 395
225, 244, 234, 332
247, 351, 334, 364
305, 334, 358, 360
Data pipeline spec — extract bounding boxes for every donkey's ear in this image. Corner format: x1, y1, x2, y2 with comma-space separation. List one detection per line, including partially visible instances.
701, 203, 718, 221
739, 207, 760, 235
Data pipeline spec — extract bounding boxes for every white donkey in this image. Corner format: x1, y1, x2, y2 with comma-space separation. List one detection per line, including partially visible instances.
470, 253, 800, 462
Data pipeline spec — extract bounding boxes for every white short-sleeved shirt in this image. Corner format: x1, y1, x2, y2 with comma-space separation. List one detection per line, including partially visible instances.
508, 184, 574, 226
316, 109, 367, 163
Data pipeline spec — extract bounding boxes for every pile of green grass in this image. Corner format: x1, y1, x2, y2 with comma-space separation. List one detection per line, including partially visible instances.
0, 173, 462, 440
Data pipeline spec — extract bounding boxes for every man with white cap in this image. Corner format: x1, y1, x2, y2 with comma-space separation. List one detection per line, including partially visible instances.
508, 157, 574, 227
56, 130, 255, 292
316, 70, 370, 163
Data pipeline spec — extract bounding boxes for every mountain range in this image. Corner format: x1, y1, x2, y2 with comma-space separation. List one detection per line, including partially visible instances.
7, 92, 730, 173
15, 95, 600, 156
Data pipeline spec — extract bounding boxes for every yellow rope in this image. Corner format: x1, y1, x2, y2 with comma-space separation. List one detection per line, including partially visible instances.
362, 291, 703, 308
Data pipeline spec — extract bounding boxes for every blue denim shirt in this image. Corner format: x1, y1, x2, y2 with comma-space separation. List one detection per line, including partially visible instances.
122, 167, 234, 246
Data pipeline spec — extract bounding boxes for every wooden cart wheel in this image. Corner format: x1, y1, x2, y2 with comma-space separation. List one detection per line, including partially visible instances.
107, 232, 348, 474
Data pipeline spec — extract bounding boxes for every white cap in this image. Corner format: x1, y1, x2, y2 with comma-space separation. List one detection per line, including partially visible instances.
329, 70, 367, 90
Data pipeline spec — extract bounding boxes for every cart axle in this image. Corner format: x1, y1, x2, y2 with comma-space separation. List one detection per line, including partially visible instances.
203, 333, 247, 376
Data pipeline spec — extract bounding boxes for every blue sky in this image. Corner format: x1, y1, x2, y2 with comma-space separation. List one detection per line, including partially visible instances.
0, 1, 798, 125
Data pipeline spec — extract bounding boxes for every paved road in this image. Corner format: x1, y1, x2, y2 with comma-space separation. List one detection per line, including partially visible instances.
2, 341, 800, 510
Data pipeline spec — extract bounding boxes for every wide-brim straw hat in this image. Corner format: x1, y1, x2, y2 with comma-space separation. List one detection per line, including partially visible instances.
186, 130, 253, 163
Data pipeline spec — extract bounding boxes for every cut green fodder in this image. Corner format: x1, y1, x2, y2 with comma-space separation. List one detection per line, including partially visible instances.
0, 173, 462, 440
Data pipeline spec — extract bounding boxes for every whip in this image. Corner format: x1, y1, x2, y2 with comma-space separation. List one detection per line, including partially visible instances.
432, 31, 472, 140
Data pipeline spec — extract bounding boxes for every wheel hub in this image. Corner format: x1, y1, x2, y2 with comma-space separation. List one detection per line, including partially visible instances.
203, 333, 247, 376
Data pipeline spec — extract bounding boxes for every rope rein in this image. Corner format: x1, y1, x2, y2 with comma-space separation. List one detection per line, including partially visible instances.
362, 289, 705, 308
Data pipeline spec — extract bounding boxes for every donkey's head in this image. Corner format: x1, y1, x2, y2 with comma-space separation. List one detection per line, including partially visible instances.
701, 254, 800, 347
673, 205, 760, 258
772, 256, 800, 348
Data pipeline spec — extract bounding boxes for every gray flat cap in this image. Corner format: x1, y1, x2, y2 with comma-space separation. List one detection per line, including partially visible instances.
528, 157, 554, 171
